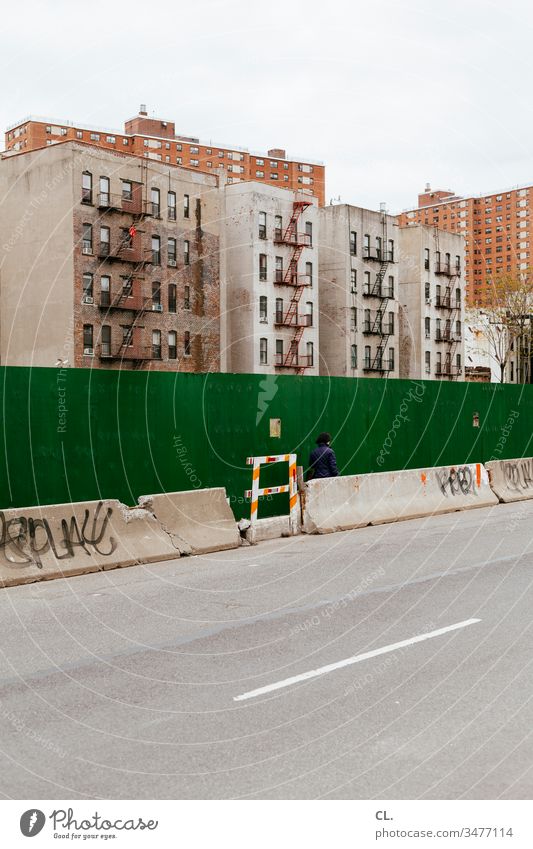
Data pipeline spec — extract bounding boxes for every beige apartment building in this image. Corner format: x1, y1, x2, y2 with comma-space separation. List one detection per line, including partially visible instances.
223, 183, 320, 375
0, 142, 224, 371
398, 226, 465, 380
318, 203, 399, 378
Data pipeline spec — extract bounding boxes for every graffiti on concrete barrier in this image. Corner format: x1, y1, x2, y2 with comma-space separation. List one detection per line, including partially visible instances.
0, 501, 117, 568
502, 458, 533, 493
436, 466, 474, 496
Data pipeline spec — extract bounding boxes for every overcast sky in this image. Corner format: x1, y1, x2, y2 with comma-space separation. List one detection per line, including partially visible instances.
2, 0, 533, 212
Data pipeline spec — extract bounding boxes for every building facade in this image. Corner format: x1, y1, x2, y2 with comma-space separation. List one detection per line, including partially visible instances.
4, 106, 326, 206
318, 203, 400, 378
398, 225, 465, 381
0, 142, 224, 371
398, 182, 533, 306
223, 183, 320, 375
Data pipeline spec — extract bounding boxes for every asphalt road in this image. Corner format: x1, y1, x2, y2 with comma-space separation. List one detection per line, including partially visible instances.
0, 500, 531, 800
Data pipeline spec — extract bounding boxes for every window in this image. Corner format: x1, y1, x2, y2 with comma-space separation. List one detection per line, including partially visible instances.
275, 256, 283, 282
455, 320, 461, 339
388, 239, 394, 261
424, 248, 430, 270
276, 339, 283, 363
259, 211, 267, 239
168, 331, 177, 359
184, 331, 191, 356
307, 341, 314, 366
425, 351, 431, 374
122, 180, 132, 200
184, 194, 190, 218
259, 337, 268, 365
455, 287, 461, 306
436, 351, 442, 372
82, 273, 93, 301
190, 159, 199, 167
184, 240, 190, 265
388, 348, 395, 370
305, 221, 313, 245
256, 170, 264, 178
259, 253, 267, 281
82, 171, 92, 203
122, 326, 133, 347
364, 345, 371, 368
350, 268, 357, 292
152, 282, 161, 309
351, 345, 357, 369
425, 281, 430, 301
83, 324, 93, 353
387, 275, 394, 297
106, 136, 115, 144
274, 215, 283, 240
168, 191, 176, 220
76, 130, 83, 140
100, 276, 110, 307
256, 158, 264, 166
168, 283, 177, 313
168, 238, 176, 265
184, 285, 191, 310
364, 270, 371, 294
425, 317, 430, 338
151, 188, 160, 217
152, 235, 161, 265
99, 176, 110, 205
306, 301, 313, 326
363, 234, 370, 256
101, 325, 111, 357
455, 254, 461, 271
90, 133, 100, 141
259, 295, 268, 322
152, 329, 162, 360
306, 261, 313, 285
364, 308, 371, 332
388, 311, 394, 335
351, 306, 357, 330
100, 226, 110, 254
456, 353, 461, 371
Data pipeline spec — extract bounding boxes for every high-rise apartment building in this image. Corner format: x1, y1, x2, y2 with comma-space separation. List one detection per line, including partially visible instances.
398, 183, 532, 306
4, 106, 326, 206
318, 204, 399, 378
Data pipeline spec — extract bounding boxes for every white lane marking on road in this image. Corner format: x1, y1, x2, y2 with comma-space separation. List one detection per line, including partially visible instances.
233, 618, 481, 702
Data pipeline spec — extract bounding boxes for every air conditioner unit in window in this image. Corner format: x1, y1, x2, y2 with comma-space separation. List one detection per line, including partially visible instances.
168, 259, 177, 267
82, 246, 92, 255
83, 347, 94, 355
152, 304, 163, 312
82, 296, 94, 305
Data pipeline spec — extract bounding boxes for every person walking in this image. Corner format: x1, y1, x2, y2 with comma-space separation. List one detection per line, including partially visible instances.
308, 432, 339, 479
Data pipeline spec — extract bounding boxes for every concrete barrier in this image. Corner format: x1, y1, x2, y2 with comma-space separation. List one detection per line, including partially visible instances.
138, 487, 240, 555
303, 463, 498, 534
0, 499, 179, 588
486, 457, 533, 503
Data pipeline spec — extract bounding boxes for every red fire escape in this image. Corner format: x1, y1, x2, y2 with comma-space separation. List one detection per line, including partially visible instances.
273, 200, 312, 374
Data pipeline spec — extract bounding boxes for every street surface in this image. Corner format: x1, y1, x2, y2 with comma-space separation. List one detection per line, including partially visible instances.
0, 500, 531, 799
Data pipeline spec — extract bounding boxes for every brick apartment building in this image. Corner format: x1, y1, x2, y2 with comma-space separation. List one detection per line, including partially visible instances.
398, 183, 532, 306
4, 106, 326, 206
0, 142, 223, 371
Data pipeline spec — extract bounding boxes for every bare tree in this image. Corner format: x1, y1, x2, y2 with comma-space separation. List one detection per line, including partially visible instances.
483, 271, 533, 382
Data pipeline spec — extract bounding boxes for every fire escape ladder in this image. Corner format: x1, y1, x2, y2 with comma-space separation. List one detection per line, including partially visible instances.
278, 200, 312, 371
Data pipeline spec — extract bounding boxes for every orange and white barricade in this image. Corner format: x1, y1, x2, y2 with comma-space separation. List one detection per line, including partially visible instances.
245, 453, 299, 534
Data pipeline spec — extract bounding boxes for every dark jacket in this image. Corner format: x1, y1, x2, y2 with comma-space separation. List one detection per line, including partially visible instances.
309, 444, 339, 479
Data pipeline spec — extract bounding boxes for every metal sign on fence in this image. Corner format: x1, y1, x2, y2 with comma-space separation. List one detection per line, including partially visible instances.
245, 453, 298, 534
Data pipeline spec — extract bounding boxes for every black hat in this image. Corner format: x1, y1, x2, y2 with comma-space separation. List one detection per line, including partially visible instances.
316, 432, 331, 445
